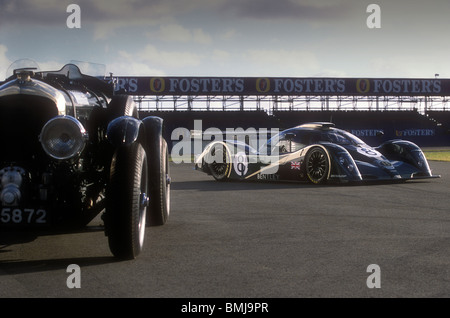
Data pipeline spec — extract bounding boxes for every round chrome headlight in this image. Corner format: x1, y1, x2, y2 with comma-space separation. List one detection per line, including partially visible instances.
40, 116, 87, 160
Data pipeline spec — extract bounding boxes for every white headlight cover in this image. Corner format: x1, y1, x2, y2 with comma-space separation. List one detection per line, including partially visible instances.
40, 116, 87, 160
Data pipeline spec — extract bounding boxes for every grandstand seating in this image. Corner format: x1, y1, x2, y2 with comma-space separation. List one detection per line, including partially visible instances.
426, 111, 450, 129
140, 110, 450, 147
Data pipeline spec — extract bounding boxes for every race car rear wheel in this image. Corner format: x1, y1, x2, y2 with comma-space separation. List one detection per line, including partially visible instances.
106, 142, 148, 260
207, 144, 231, 181
305, 147, 330, 184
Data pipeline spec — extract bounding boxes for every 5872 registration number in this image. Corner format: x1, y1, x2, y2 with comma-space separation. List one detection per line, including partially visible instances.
0, 208, 47, 224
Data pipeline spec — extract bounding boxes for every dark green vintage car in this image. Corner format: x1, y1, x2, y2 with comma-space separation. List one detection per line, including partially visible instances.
0, 60, 170, 259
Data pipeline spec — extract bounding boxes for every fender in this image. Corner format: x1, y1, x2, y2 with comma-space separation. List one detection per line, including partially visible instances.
321, 143, 362, 181
141, 116, 164, 155
141, 116, 163, 144
106, 116, 143, 146
223, 139, 258, 155
378, 139, 422, 152
377, 140, 432, 175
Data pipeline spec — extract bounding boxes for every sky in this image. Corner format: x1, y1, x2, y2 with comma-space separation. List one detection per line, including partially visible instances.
1, 0, 450, 80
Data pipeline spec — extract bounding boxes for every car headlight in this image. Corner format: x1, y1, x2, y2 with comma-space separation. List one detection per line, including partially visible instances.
338, 155, 354, 172
40, 116, 87, 160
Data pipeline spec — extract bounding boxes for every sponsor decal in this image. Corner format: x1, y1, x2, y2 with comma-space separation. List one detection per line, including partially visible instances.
290, 161, 301, 170
167, 78, 245, 94
378, 160, 395, 170
372, 79, 441, 94
356, 147, 382, 158
256, 78, 270, 93
257, 173, 279, 181
110, 77, 139, 93
107, 77, 448, 96
330, 174, 347, 178
271, 78, 345, 94
356, 79, 370, 94
351, 129, 383, 137
395, 129, 435, 137
233, 152, 248, 177
150, 77, 165, 93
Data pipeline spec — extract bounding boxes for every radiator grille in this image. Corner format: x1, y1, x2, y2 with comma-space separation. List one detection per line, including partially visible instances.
0, 95, 58, 163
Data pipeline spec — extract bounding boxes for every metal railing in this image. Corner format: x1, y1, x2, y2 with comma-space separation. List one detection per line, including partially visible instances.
134, 94, 450, 115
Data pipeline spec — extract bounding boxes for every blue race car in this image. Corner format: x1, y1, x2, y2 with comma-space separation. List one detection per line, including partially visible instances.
195, 122, 440, 184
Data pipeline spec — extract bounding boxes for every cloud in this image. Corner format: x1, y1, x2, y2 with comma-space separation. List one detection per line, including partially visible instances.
109, 61, 166, 77
0, 0, 219, 26
0, 0, 88, 28
243, 49, 320, 76
137, 44, 203, 69
112, 50, 165, 76
212, 49, 231, 64
368, 56, 449, 78
147, 24, 212, 44
191, 28, 212, 45
2, 0, 448, 79
0, 0, 357, 32
222, 29, 237, 40
0, 0, 213, 41
217, 0, 355, 22
0, 44, 12, 80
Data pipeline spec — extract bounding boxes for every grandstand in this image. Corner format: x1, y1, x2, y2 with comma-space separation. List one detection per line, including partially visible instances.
115, 76, 450, 147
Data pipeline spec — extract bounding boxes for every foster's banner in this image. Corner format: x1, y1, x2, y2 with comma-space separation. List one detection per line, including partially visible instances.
107, 76, 450, 96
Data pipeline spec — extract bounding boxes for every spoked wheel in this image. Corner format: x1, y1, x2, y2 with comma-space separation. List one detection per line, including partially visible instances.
305, 147, 330, 184
207, 144, 231, 181
105, 143, 148, 260
108, 94, 139, 119
147, 140, 170, 226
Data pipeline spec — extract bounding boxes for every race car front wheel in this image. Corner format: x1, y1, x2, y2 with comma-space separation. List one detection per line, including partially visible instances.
105, 142, 148, 260
207, 144, 231, 181
305, 147, 330, 184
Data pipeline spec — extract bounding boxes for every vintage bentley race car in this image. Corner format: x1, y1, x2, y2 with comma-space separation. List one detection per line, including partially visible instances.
0, 60, 170, 259
195, 122, 439, 184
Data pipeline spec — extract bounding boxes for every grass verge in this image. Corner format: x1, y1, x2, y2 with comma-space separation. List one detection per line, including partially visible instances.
423, 150, 450, 162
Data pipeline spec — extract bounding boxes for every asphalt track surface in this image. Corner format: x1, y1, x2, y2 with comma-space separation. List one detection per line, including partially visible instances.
1, 161, 449, 299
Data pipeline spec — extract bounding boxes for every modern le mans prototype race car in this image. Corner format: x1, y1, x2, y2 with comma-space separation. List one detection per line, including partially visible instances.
0, 60, 170, 259
195, 122, 440, 184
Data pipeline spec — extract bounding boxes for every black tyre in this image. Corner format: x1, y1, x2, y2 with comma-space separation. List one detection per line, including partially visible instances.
105, 143, 148, 260
147, 139, 170, 226
305, 147, 330, 184
108, 94, 139, 119
207, 143, 231, 181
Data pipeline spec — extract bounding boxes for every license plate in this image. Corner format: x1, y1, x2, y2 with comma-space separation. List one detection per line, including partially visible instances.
0, 208, 47, 225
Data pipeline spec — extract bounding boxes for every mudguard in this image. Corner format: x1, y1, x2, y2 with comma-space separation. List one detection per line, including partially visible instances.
106, 116, 143, 146
141, 116, 170, 226
223, 139, 258, 156
376, 140, 432, 176
322, 143, 363, 182
141, 116, 163, 147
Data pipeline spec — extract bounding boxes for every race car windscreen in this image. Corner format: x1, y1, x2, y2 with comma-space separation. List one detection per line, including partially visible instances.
323, 129, 367, 146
